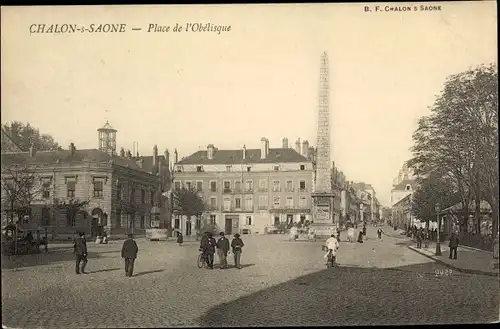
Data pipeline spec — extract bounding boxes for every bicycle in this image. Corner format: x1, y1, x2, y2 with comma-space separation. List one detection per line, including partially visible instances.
322, 245, 337, 268
197, 251, 207, 268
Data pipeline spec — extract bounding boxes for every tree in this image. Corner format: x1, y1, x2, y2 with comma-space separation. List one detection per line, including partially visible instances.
54, 198, 89, 228
1, 121, 62, 151
410, 171, 460, 227
407, 64, 498, 237
172, 187, 206, 218
1, 164, 42, 223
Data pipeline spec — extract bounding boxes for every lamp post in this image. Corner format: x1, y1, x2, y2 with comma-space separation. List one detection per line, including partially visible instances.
435, 203, 442, 256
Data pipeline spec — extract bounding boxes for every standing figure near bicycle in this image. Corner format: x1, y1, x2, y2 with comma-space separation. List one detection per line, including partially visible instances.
216, 232, 230, 269
201, 232, 217, 269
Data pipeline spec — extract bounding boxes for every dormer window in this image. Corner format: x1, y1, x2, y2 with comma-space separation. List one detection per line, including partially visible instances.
273, 165, 280, 171
300, 165, 305, 170
176, 166, 183, 172
405, 184, 411, 191
247, 166, 251, 172
196, 166, 203, 172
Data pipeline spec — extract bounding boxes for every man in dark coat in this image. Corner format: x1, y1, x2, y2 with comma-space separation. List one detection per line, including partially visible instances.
416, 228, 423, 248
448, 232, 459, 260
362, 224, 367, 236
121, 234, 139, 277
231, 233, 245, 269
73, 232, 88, 275
216, 232, 230, 269
201, 232, 216, 269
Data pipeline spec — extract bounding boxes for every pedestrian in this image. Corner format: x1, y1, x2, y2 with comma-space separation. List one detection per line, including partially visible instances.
201, 232, 216, 269
73, 231, 88, 275
336, 227, 341, 242
357, 230, 364, 243
231, 233, 245, 269
216, 232, 230, 269
377, 228, 382, 239
177, 231, 183, 246
424, 229, 430, 248
121, 233, 138, 277
362, 224, 367, 236
416, 228, 423, 248
448, 231, 459, 260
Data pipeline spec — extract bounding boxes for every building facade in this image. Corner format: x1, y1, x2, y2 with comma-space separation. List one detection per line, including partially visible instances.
390, 163, 417, 207
172, 138, 314, 236
1, 122, 170, 240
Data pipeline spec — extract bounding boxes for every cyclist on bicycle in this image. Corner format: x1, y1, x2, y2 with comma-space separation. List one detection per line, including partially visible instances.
324, 234, 340, 263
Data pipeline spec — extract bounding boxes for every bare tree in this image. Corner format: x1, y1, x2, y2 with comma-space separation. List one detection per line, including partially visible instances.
1, 164, 42, 224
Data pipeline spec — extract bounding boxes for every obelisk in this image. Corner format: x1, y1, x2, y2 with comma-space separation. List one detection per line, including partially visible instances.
311, 52, 336, 239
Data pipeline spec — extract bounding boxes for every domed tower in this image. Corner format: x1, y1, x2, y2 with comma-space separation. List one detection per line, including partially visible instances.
97, 121, 117, 156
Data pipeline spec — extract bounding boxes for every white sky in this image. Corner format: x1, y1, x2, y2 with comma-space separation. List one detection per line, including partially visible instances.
1, 2, 497, 206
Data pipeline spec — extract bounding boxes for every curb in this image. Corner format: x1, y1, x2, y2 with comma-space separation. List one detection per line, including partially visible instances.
407, 246, 499, 277
460, 244, 493, 254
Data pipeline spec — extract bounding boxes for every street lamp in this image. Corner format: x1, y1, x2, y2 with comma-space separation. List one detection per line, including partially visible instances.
435, 203, 442, 256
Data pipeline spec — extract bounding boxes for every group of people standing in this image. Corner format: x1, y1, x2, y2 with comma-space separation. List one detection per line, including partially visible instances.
199, 231, 245, 269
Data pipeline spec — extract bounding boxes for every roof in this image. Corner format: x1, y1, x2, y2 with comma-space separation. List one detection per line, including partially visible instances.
442, 201, 492, 213
351, 182, 374, 191
132, 155, 167, 173
1, 149, 150, 173
176, 148, 310, 165
97, 121, 117, 132
391, 179, 417, 191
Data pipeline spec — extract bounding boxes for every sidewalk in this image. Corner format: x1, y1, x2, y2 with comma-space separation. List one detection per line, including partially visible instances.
408, 242, 499, 277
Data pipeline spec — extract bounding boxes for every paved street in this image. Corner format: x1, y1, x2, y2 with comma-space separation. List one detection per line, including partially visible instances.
2, 226, 499, 328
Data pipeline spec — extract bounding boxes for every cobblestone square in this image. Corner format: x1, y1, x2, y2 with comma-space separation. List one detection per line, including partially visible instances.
2, 228, 498, 327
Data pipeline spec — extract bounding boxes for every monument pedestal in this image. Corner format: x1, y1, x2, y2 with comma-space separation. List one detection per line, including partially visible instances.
311, 192, 336, 239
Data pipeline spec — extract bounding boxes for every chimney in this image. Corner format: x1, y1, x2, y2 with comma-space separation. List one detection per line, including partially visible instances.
242, 145, 247, 160
260, 137, 267, 159
153, 145, 158, 167
29, 145, 35, 157
164, 149, 170, 167
282, 137, 288, 149
295, 138, 301, 154
120, 147, 125, 157
69, 143, 76, 156
207, 144, 215, 160
126, 150, 132, 159
302, 140, 309, 157
174, 148, 179, 163
265, 138, 269, 155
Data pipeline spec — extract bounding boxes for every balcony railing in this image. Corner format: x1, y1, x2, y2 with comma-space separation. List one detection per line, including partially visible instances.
257, 187, 268, 192
221, 207, 254, 213
285, 187, 294, 192
298, 188, 308, 192
223, 188, 254, 194
272, 188, 282, 192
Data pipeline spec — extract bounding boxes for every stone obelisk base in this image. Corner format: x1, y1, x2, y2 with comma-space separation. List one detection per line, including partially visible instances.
310, 192, 336, 239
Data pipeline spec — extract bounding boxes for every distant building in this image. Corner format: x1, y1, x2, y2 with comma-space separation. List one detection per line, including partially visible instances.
390, 163, 417, 206
351, 182, 379, 223
1, 122, 170, 240
390, 179, 417, 207
391, 193, 412, 229
172, 137, 314, 236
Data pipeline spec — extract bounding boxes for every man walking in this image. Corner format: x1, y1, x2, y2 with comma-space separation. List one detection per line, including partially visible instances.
216, 232, 230, 269
121, 234, 139, 277
448, 232, 459, 260
73, 232, 88, 275
201, 232, 216, 269
377, 227, 383, 239
231, 233, 244, 269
